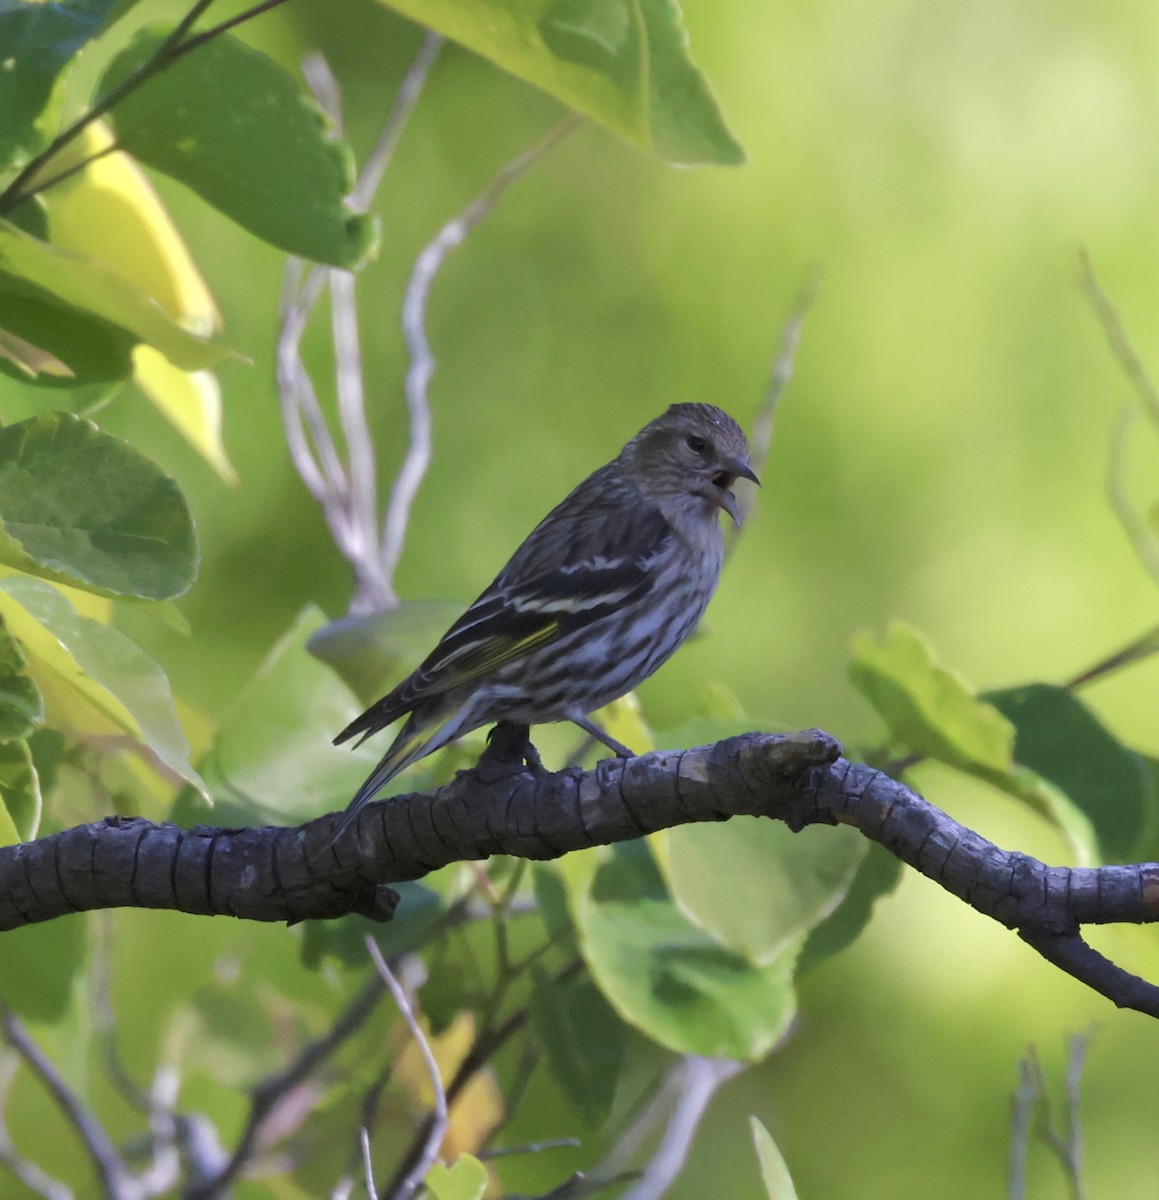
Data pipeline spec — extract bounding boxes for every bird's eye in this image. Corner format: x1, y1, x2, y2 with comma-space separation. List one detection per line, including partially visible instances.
685, 435, 709, 455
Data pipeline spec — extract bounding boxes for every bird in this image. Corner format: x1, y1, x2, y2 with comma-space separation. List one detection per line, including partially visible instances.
333, 402, 758, 832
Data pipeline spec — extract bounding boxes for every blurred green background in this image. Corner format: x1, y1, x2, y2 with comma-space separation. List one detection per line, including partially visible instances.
7, 0, 1159, 1194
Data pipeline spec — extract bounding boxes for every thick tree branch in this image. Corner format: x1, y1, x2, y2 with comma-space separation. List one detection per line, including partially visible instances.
3, 729, 1159, 1017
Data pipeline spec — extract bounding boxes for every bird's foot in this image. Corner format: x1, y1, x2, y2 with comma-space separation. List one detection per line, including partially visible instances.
478, 721, 545, 783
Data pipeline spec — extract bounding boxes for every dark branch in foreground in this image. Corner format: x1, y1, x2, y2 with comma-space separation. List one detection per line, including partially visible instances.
3, 727, 1159, 1017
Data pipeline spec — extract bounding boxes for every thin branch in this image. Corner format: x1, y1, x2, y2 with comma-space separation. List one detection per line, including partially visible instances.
187, 975, 385, 1200
1107, 405, 1159, 587
0, 0, 294, 215
1079, 250, 1159, 430
351, 32, 445, 213
359, 1126, 377, 1200
385, 956, 583, 1197
276, 35, 443, 611
1063, 622, 1159, 690
0, 1055, 73, 1200
364, 940, 447, 1200
480, 1138, 580, 1161
381, 112, 583, 586
1008, 1052, 1038, 1200
1, 1009, 134, 1199
735, 264, 823, 531
616, 1057, 742, 1200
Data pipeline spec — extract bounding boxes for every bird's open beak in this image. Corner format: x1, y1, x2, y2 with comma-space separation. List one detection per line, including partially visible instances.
712, 459, 760, 526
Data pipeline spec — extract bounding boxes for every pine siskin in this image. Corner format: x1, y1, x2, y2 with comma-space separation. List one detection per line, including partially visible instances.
334, 402, 758, 828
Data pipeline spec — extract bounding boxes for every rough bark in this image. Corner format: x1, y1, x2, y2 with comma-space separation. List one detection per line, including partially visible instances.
3, 727, 1158, 1016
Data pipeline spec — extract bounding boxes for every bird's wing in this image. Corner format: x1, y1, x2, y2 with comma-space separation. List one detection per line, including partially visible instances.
334, 496, 672, 745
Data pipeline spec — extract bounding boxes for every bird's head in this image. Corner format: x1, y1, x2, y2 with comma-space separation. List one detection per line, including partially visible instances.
623, 403, 759, 527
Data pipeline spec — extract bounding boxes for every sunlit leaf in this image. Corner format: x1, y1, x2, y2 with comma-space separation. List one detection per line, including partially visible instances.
375, 0, 745, 166
99, 28, 376, 266
751, 1116, 799, 1200
0, 412, 198, 600
986, 683, 1156, 862
394, 1011, 504, 1157
0, 0, 121, 169
425, 1154, 488, 1200
849, 622, 1014, 772
0, 219, 230, 370
133, 347, 236, 483
663, 818, 865, 966
41, 121, 220, 335
0, 576, 206, 798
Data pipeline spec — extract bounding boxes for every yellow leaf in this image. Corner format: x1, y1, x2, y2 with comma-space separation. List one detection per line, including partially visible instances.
133, 346, 237, 483
393, 1011, 504, 1158
40, 122, 219, 333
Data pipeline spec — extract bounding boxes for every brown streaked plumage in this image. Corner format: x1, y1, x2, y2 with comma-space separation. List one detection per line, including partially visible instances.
334, 403, 757, 831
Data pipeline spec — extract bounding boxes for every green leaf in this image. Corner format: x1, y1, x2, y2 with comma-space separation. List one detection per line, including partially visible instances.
798, 841, 902, 974
849, 622, 1014, 772
561, 845, 797, 1060
0, 611, 44, 740
425, 1155, 488, 1200
0, 272, 136, 386
530, 968, 624, 1125
0, 0, 121, 170
199, 606, 381, 822
751, 1116, 799, 1200
0, 739, 42, 842
986, 684, 1156, 862
375, 0, 745, 166
307, 600, 466, 703
0, 412, 198, 601
0, 575, 206, 799
0, 219, 230, 370
0, 915, 86, 1022
662, 818, 865, 966
297, 882, 447, 970
99, 28, 376, 266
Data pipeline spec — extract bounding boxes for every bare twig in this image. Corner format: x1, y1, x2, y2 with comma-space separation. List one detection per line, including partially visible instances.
188, 976, 385, 1200
1008, 1052, 1039, 1200
359, 1126, 377, 1199
1, 1008, 134, 1199
595, 1056, 742, 1200
1107, 405, 1159, 587
736, 264, 823, 530
480, 1138, 580, 1161
1008, 1034, 1093, 1200
277, 35, 444, 612
364, 939, 447, 1200
1079, 250, 1159, 430
351, 32, 445, 213
1063, 622, 1159, 690
381, 112, 583, 588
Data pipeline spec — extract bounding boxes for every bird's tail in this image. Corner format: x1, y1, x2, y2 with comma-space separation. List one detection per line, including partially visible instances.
331, 700, 461, 842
